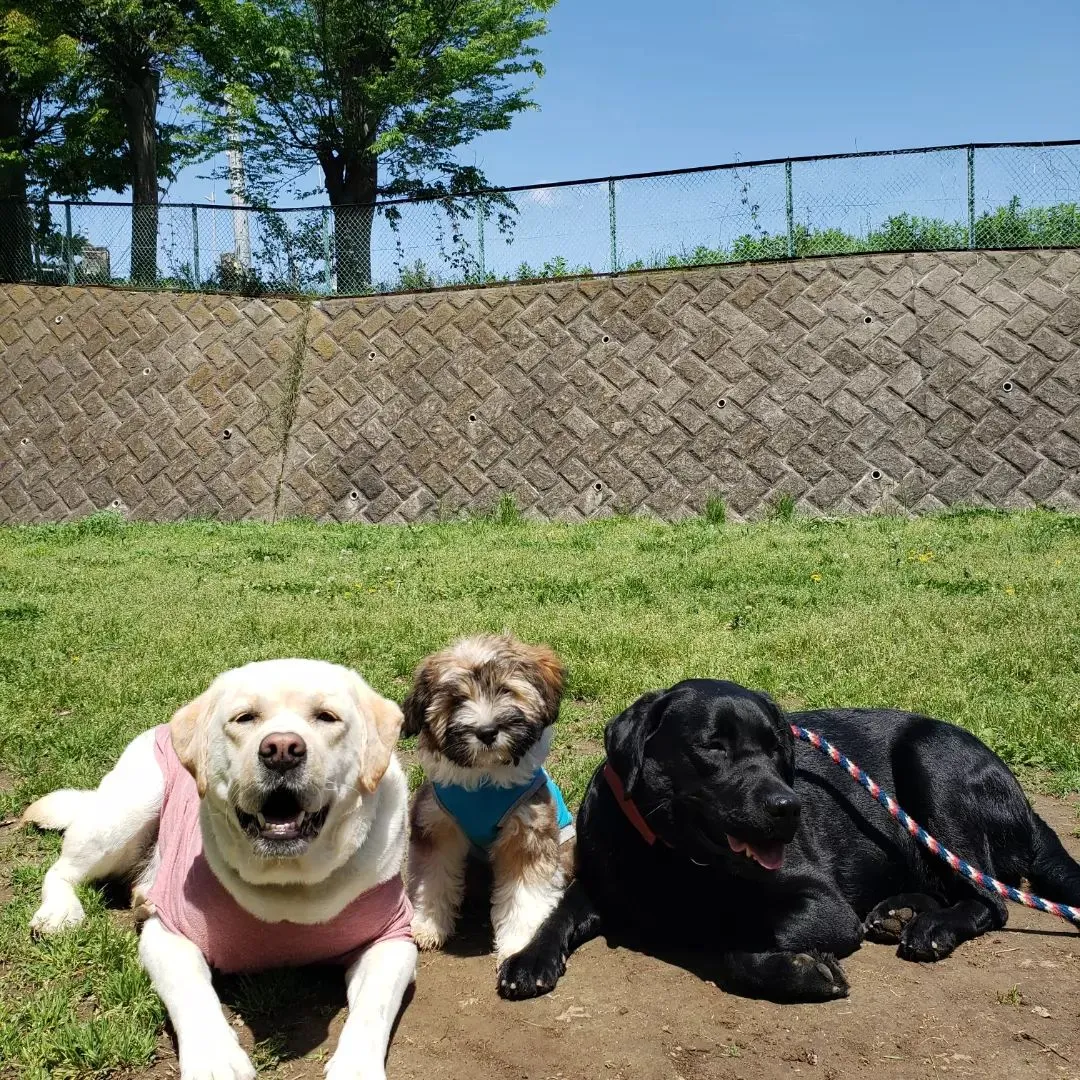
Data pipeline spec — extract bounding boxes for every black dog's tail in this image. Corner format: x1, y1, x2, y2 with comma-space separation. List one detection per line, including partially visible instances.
497, 879, 603, 1000
1026, 812, 1080, 914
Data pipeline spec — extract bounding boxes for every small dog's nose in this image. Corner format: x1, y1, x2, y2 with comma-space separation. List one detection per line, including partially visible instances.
259, 732, 307, 771
764, 793, 801, 823
475, 725, 499, 746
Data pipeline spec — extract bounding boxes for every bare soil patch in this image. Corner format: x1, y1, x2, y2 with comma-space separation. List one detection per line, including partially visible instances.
128, 795, 1080, 1080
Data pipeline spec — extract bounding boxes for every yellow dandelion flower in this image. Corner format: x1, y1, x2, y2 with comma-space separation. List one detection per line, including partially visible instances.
810, 572, 822, 582
1004, 585, 1015, 596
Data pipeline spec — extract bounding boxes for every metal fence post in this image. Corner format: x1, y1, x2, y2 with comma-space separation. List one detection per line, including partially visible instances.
608, 179, 618, 273
785, 161, 795, 259
967, 145, 976, 250
322, 209, 332, 293
476, 198, 486, 280
33, 209, 42, 280
191, 205, 200, 286
64, 202, 75, 284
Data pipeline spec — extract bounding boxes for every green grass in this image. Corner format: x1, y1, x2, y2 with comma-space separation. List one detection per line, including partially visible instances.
1, 507, 1079, 1075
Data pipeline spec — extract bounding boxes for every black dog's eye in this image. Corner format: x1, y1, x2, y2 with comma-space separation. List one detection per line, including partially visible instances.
315, 710, 341, 723
231, 712, 257, 724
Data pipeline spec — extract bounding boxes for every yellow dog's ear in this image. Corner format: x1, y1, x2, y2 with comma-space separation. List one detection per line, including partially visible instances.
354, 676, 404, 793
169, 686, 218, 797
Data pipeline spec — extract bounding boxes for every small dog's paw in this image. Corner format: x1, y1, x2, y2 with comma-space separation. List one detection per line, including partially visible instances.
179, 1028, 255, 1080
791, 951, 849, 1000
497, 948, 565, 1000
494, 932, 535, 965
897, 914, 958, 963
410, 914, 449, 951
30, 894, 85, 937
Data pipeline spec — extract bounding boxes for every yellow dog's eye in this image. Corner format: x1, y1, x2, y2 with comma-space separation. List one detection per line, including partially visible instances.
231, 712, 257, 724
315, 710, 340, 723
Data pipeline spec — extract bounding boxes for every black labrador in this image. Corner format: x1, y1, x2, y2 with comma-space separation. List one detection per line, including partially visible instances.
498, 679, 1080, 1003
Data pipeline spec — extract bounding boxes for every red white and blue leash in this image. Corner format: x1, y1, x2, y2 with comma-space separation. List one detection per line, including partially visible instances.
790, 724, 1080, 928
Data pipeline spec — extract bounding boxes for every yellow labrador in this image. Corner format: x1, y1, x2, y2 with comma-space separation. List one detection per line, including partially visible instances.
24, 659, 415, 1080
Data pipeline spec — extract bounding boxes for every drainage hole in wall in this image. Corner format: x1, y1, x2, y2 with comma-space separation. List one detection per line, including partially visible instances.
593, 482, 603, 492
222, 428, 233, 440
1002, 380, 1014, 393
349, 490, 359, 501
111, 499, 121, 508
368, 351, 377, 360
864, 316, 873, 324
871, 469, 882, 480
20, 437, 29, 445
716, 398, 727, 409
468, 413, 477, 423
54, 315, 63, 324
142, 367, 151, 375
601, 335, 610, 343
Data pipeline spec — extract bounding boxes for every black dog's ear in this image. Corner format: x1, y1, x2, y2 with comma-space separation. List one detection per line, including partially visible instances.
604, 688, 668, 795
401, 661, 434, 738
757, 689, 796, 784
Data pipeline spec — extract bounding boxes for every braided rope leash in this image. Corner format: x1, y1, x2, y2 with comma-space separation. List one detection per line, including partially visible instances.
790, 724, 1080, 928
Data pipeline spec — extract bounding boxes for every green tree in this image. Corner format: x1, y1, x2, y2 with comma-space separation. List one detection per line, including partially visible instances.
188, 0, 555, 293
0, 1, 87, 279
74, 0, 198, 284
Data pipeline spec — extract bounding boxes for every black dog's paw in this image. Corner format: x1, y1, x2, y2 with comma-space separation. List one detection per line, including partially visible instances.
497, 948, 566, 1000
791, 951, 850, 1001
864, 893, 941, 945
864, 904, 916, 944
897, 912, 960, 963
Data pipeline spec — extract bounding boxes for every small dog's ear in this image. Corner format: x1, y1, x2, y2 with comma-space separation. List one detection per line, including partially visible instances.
170, 685, 218, 797
524, 642, 566, 726
402, 658, 434, 738
604, 688, 668, 795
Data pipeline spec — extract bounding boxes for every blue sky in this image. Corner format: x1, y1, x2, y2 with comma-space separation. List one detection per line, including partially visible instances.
168, 0, 1080, 204
100, 0, 1073, 285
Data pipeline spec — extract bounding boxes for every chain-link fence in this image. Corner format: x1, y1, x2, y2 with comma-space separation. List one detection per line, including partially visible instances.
4, 141, 1080, 297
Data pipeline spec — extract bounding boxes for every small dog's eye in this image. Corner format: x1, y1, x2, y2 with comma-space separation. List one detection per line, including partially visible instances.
232, 712, 256, 724
315, 710, 340, 723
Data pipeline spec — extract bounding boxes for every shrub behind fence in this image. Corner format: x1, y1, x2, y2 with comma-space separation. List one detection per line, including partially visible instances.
4, 141, 1080, 297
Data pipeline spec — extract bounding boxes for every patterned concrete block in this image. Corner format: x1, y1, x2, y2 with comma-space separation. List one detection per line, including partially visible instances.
2, 248, 1079, 524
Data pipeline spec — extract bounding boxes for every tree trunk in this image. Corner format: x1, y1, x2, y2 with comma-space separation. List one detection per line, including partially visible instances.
322, 153, 377, 295
121, 70, 159, 286
0, 93, 35, 283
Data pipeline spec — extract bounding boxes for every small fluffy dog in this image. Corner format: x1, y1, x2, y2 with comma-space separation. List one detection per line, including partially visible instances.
404, 634, 574, 961
24, 659, 416, 1080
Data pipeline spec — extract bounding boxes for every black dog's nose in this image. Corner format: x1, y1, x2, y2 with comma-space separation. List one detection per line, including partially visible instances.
475, 725, 499, 746
764, 793, 801, 823
259, 731, 307, 771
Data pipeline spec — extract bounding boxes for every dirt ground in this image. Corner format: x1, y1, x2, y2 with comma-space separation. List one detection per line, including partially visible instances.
130, 794, 1080, 1080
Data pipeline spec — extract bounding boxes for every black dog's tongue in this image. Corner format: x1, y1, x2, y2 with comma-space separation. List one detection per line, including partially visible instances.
727, 834, 785, 870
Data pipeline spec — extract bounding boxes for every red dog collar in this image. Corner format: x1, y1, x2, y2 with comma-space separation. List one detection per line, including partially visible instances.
604, 761, 664, 846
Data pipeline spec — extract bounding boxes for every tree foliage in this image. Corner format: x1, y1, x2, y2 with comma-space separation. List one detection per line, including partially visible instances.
185, 0, 556, 291
1, 0, 201, 283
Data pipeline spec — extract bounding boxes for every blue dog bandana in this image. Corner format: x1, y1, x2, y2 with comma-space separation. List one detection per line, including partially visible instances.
432, 768, 575, 852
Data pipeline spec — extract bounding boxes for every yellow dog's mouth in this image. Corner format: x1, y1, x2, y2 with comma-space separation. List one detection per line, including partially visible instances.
236, 789, 329, 844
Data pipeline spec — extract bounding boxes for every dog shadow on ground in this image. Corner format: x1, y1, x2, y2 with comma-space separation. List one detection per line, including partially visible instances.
98, 879, 414, 1066
439, 859, 498, 959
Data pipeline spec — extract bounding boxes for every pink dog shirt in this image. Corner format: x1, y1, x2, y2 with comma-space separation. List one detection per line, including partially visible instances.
145, 725, 413, 973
